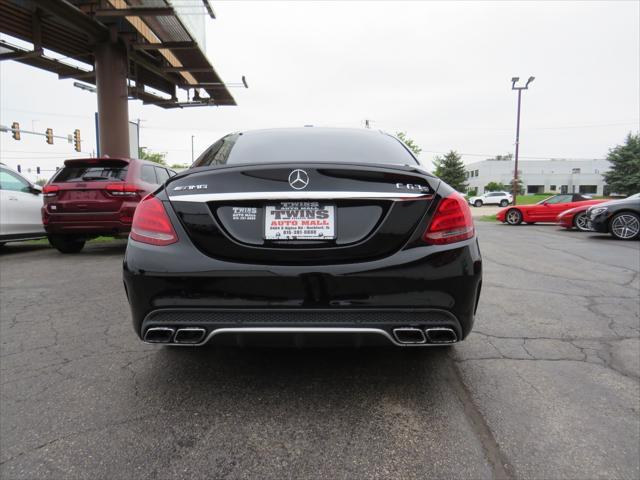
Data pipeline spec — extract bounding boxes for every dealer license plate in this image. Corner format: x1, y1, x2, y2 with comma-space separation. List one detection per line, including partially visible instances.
264, 202, 335, 240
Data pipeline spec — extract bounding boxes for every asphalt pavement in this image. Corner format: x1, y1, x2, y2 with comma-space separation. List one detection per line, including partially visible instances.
1, 223, 638, 480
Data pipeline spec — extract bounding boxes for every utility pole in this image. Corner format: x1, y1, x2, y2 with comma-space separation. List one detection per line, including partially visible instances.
191, 135, 195, 163
510, 76, 535, 205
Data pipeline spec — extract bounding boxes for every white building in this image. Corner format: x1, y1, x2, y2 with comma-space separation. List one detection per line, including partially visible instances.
465, 158, 611, 196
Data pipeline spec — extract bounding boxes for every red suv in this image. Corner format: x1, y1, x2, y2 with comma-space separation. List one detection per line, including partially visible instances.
42, 157, 176, 253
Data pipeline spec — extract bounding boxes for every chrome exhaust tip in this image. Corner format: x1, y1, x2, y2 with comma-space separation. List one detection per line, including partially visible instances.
174, 327, 206, 344
144, 327, 175, 343
425, 327, 458, 344
392, 327, 426, 344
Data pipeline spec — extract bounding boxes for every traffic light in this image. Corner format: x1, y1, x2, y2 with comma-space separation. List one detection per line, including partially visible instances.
17, 165, 21, 173
11, 122, 20, 140
46, 128, 54, 145
73, 129, 81, 152
36, 167, 41, 174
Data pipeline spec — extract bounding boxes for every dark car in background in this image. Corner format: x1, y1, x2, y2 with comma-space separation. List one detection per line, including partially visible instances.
123, 127, 482, 348
42, 157, 175, 253
587, 194, 640, 240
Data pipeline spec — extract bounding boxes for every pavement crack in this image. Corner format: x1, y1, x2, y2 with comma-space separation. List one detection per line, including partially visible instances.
444, 357, 515, 480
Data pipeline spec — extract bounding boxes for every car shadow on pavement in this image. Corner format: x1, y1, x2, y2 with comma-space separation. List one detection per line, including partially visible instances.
0, 243, 51, 255
143, 346, 452, 396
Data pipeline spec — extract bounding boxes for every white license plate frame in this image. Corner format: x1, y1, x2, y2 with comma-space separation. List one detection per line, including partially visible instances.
264, 202, 336, 240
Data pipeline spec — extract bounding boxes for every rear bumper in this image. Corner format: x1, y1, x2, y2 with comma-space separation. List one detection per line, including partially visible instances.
123, 232, 483, 345
44, 213, 131, 235
42, 202, 136, 236
138, 308, 463, 347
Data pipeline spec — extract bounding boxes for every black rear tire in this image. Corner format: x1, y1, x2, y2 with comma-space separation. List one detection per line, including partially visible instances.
48, 234, 86, 254
499, 200, 508, 207
474, 200, 483, 207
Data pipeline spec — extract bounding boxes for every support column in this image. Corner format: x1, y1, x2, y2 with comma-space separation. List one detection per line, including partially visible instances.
95, 42, 130, 158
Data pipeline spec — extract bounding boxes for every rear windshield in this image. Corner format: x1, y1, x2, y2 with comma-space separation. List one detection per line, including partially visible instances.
193, 129, 419, 168
53, 165, 128, 183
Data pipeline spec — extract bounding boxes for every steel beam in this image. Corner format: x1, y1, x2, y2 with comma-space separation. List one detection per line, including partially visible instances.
34, 0, 108, 40
161, 66, 213, 73
94, 7, 174, 17
131, 42, 197, 50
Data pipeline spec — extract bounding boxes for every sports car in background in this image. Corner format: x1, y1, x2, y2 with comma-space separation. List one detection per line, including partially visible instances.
123, 127, 482, 348
497, 193, 605, 225
557, 204, 601, 231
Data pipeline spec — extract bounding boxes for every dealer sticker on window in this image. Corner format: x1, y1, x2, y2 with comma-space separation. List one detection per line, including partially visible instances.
264, 202, 335, 240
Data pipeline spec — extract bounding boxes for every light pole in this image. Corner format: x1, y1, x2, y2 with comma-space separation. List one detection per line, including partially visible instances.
191, 135, 195, 163
511, 76, 534, 205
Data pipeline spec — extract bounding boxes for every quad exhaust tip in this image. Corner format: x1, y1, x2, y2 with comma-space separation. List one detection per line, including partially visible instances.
393, 327, 426, 344
425, 327, 458, 344
144, 327, 175, 343
174, 327, 206, 344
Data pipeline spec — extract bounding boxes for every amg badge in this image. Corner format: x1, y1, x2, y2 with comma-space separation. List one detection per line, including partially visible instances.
173, 184, 208, 191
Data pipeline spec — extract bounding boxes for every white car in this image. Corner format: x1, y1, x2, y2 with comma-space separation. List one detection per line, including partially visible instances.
468, 191, 513, 207
0, 164, 46, 245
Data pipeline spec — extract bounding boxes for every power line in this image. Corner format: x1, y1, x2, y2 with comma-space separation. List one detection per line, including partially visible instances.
423, 150, 605, 161
3, 107, 638, 132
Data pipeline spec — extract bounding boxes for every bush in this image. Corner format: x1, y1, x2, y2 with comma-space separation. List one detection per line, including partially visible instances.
484, 182, 507, 192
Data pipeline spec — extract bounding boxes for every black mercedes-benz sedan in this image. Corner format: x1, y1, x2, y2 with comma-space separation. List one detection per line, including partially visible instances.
123, 127, 482, 347
587, 194, 640, 240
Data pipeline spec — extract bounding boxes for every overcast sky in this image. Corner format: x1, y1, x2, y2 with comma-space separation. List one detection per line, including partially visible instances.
1, 1, 639, 179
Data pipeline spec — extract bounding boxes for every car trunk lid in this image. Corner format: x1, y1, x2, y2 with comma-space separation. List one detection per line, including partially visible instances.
167, 163, 439, 264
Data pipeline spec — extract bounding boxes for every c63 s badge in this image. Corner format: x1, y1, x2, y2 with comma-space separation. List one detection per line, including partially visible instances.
396, 183, 430, 192
173, 184, 208, 191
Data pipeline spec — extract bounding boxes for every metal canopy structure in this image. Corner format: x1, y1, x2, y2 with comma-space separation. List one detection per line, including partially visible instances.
0, 0, 241, 157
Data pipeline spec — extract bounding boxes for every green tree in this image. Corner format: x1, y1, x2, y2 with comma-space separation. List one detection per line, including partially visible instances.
603, 133, 640, 196
433, 150, 468, 192
170, 163, 189, 169
138, 147, 167, 166
396, 132, 422, 157
510, 177, 524, 195
484, 181, 507, 192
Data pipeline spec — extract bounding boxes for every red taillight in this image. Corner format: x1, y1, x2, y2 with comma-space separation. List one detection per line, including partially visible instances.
130, 195, 177, 246
106, 183, 140, 197
423, 193, 475, 245
43, 185, 59, 197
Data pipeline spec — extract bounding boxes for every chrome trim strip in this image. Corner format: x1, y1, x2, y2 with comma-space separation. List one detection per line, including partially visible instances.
168, 191, 432, 202
144, 327, 449, 347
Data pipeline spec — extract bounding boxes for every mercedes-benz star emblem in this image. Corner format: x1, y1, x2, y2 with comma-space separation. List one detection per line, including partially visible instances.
288, 169, 309, 190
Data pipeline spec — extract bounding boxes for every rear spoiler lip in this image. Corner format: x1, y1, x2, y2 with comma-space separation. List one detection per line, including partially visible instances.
167, 161, 435, 187
63, 157, 131, 167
